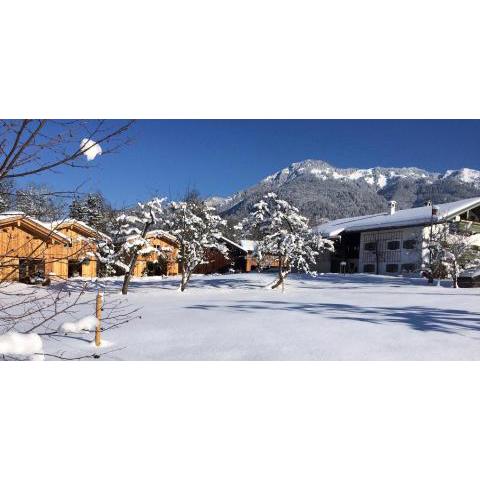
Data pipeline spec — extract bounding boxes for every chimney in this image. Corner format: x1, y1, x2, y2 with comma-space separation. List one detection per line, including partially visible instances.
388, 200, 397, 215
425, 200, 432, 207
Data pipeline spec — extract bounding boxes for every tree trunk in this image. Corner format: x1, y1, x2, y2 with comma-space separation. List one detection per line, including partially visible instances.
179, 262, 191, 292
270, 256, 288, 289
121, 269, 133, 295
180, 269, 187, 292
452, 262, 458, 288
121, 218, 153, 295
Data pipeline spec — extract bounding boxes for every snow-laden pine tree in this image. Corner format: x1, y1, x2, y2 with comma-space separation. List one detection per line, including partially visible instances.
112, 197, 165, 294
163, 200, 227, 292
69, 196, 89, 222
15, 183, 64, 221
238, 193, 334, 290
423, 223, 480, 287
69, 193, 114, 233
0, 179, 14, 211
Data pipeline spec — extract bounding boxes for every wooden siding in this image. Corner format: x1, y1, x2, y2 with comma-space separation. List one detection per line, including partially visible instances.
132, 236, 179, 277
55, 224, 98, 278
0, 222, 69, 281
0, 220, 102, 282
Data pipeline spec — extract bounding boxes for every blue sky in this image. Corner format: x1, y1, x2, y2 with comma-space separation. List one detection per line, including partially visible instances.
35, 120, 480, 208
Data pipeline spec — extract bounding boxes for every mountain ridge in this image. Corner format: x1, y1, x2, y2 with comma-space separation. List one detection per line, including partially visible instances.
207, 159, 480, 224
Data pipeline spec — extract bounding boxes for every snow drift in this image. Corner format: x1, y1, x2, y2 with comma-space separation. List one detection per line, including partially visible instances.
59, 315, 98, 334
0, 332, 44, 361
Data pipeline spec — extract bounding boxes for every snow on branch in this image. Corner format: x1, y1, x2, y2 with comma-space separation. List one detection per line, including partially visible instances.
80, 138, 102, 161
238, 192, 334, 289
163, 199, 226, 291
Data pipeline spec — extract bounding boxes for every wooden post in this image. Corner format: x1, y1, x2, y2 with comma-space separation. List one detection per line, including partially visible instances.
95, 290, 103, 347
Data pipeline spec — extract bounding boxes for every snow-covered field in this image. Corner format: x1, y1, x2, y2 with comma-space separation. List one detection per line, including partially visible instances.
7, 272, 480, 360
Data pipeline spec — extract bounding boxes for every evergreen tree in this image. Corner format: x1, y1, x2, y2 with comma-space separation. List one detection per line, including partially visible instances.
15, 183, 64, 220
68, 192, 115, 233
69, 196, 89, 222
0, 179, 14, 211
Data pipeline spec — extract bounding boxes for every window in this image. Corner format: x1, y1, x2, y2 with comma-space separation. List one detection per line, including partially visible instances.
386, 263, 399, 273
387, 240, 400, 250
364, 242, 376, 251
401, 263, 417, 273
363, 264, 375, 273
403, 239, 417, 249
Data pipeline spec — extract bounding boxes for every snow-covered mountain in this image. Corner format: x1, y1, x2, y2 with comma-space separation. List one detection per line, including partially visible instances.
208, 160, 480, 223
259, 160, 438, 190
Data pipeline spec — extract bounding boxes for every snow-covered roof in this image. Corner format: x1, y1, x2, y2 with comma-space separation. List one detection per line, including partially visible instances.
239, 239, 257, 252
0, 210, 25, 220
217, 236, 249, 252
46, 218, 111, 241
314, 197, 480, 238
0, 211, 71, 243
145, 229, 177, 243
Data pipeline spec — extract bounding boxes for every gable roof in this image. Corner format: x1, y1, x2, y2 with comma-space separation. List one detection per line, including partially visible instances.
46, 219, 111, 241
0, 212, 70, 244
145, 229, 177, 243
314, 197, 480, 238
217, 236, 249, 253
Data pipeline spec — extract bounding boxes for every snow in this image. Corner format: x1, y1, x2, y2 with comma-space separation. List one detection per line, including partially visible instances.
0, 332, 44, 360
377, 174, 387, 188
80, 138, 102, 161
59, 315, 98, 334
443, 168, 480, 184
0, 211, 25, 221
240, 239, 257, 252
5, 272, 480, 360
315, 196, 480, 237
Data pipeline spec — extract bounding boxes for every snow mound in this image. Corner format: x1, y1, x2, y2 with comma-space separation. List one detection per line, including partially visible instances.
80, 138, 102, 161
59, 315, 98, 334
0, 332, 44, 361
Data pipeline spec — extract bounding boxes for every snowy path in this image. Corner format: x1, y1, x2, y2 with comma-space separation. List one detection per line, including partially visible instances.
22, 273, 480, 360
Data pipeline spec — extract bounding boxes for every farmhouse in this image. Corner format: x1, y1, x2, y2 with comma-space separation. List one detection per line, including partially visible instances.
314, 197, 480, 275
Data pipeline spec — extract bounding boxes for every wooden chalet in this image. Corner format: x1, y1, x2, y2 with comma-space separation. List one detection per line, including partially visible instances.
193, 237, 281, 274
132, 230, 179, 277
47, 219, 110, 278
0, 213, 109, 283
194, 237, 252, 274
0, 212, 70, 283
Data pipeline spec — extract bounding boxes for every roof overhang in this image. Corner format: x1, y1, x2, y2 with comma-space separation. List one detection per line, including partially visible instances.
0, 215, 70, 245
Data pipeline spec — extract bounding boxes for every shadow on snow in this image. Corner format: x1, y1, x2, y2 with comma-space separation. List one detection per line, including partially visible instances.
186, 300, 480, 336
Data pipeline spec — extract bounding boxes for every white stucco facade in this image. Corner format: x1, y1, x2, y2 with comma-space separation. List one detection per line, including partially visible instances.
358, 226, 425, 275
